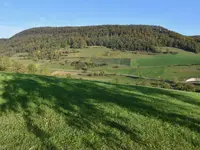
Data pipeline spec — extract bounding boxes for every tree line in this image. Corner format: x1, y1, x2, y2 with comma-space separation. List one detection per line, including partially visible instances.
192, 36, 200, 43
0, 25, 200, 56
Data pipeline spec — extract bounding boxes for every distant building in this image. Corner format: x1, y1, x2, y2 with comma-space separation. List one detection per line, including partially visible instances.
185, 78, 200, 83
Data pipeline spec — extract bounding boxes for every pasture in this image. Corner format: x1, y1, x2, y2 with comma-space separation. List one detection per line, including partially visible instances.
0, 72, 199, 149
11, 46, 200, 81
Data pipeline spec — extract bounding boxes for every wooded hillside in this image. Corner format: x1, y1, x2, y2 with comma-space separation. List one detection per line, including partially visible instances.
192, 36, 200, 43
1, 25, 200, 55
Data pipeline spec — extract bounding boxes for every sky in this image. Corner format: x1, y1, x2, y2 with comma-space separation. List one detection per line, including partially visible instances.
0, 0, 200, 38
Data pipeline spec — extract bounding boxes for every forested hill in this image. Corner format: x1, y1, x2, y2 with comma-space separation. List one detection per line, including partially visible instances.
192, 36, 200, 43
0, 39, 7, 42
1, 25, 200, 55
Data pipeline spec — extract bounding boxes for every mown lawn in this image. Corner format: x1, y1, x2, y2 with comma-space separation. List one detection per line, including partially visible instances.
0, 72, 199, 149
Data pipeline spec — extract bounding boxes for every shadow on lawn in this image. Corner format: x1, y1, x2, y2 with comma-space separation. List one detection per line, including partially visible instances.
0, 74, 199, 149
24, 111, 57, 150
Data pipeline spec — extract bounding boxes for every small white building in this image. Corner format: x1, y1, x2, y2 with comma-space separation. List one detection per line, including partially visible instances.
185, 78, 200, 83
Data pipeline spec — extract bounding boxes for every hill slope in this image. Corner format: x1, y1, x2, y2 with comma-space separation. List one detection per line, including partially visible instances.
192, 36, 200, 43
0, 25, 200, 56
0, 72, 199, 149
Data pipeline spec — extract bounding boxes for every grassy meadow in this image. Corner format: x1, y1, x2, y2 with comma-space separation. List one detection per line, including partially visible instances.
10, 46, 200, 83
0, 72, 199, 149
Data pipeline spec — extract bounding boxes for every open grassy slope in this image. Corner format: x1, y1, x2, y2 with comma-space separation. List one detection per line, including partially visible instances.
0, 72, 199, 149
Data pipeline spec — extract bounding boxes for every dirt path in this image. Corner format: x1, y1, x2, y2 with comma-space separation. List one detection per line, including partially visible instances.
51, 71, 78, 76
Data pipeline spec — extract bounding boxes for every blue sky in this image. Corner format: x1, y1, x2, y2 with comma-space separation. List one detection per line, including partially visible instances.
0, 0, 200, 38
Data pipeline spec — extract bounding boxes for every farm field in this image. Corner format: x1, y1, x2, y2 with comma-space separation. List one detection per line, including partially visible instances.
0, 72, 199, 149
11, 46, 200, 82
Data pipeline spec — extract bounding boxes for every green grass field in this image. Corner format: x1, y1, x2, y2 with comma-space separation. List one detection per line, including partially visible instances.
11, 46, 200, 81
0, 72, 199, 149
135, 54, 200, 66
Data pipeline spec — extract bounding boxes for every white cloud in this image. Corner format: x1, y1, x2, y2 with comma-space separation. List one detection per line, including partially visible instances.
0, 26, 24, 38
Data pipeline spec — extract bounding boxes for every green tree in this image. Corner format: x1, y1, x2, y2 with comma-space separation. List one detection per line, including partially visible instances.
0, 56, 11, 71
40, 65, 50, 75
27, 64, 40, 74
11, 61, 26, 73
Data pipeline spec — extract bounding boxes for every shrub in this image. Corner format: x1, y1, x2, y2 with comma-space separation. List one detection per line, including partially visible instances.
112, 66, 119, 68
173, 77, 179, 84
40, 66, 50, 76
92, 71, 105, 76
115, 78, 120, 84
103, 51, 110, 56
65, 74, 71, 79
175, 83, 196, 92
99, 71, 105, 76
153, 81, 161, 87
184, 83, 196, 92
97, 62, 108, 67
175, 83, 185, 90
71, 60, 97, 70
0, 56, 11, 71
93, 71, 100, 76
82, 69, 88, 73
27, 64, 40, 74
160, 82, 171, 89
0, 57, 28, 73
140, 80, 151, 86
87, 73, 93, 77
11, 61, 27, 73
65, 60, 68, 64
60, 62, 65, 66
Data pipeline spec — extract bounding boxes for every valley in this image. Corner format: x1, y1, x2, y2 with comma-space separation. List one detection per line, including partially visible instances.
0, 25, 200, 149
9, 46, 200, 92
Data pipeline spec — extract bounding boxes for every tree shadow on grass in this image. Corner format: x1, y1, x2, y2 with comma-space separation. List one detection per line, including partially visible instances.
0, 73, 200, 149
136, 85, 200, 107
105, 120, 141, 143
24, 111, 57, 150
109, 82, 200, 107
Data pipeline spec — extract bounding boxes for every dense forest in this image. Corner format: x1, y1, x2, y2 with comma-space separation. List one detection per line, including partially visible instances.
192, 36, 200, 43
0, 25, 200, 56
